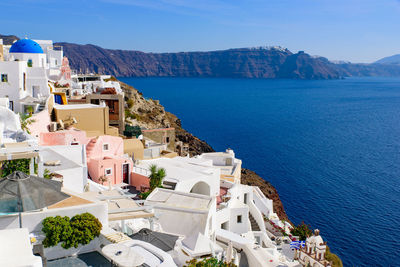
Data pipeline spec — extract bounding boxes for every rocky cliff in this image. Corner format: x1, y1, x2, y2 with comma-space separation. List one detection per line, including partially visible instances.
56, 41, 400, 79
58, 42, 345, 79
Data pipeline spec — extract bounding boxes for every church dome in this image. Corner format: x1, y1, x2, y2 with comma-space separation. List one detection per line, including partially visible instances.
10, 39, 44, 54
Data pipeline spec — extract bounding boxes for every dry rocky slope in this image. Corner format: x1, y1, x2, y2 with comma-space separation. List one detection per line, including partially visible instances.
120, 79, 289, 221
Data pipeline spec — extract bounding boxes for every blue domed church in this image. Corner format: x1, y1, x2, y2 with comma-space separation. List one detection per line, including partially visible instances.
0, 38, 65, 113
9, 39, 44, 54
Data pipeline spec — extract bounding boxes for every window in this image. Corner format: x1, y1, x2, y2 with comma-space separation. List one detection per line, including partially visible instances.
244, 193, 248, 204
9, 101, 13, 111
105, 168, 112, 176
27, 59, 33, 67
1, 74, 8, 82
166, 137, 170, 143
23, 73, 26, 91
237, 215, 242, 223
103, 144, 109, 151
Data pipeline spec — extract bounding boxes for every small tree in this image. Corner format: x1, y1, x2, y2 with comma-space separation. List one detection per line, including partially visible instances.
149, 164, 166, 190
140, 165, 166, 199
19, 113, 35, 134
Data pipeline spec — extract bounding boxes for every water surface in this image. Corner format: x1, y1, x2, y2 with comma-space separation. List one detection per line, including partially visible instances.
119, 76, 400, 266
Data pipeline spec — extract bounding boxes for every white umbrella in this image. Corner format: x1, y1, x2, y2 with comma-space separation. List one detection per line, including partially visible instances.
102, 243, 145, 267
226, 241, 234, 264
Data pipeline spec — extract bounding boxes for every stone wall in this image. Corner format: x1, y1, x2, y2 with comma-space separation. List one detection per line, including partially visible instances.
142, 128, 175, 151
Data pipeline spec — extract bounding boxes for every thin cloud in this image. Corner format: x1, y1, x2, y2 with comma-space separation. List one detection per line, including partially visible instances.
100, 0, 236, 15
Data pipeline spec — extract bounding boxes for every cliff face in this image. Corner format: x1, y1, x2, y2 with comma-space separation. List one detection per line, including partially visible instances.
58, 42, 345, 79
337, 63, 400, 77
57, 42, 400, 79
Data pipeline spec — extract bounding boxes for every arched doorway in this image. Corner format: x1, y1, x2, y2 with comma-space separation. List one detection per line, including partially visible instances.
190, 181, 210, 196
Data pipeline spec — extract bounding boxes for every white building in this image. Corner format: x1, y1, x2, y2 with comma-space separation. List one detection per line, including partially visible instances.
38, 145, 88, 193
0, 106, 36, 146
0, 38, 68, 113
197, 149, 242, 184
133, 156, 221, 197
70, 74, 122, 96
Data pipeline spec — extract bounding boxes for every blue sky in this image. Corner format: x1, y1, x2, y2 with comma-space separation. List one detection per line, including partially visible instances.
1, 0, 400, 62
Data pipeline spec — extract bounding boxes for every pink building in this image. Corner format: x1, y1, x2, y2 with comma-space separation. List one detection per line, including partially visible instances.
131, 171, 150, 192
60, 56, 72, 80
86, 135, 133, 186
40, 128, 87, 146
40, 129, 133, 187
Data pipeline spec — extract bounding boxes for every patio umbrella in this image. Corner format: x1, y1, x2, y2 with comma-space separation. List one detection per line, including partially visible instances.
0, 171, 70, 227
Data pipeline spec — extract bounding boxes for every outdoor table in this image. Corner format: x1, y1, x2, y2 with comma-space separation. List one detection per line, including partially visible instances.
102, 243, 145, 267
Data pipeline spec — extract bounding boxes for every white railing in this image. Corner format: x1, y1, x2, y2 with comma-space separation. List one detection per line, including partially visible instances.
253, 186, 273, 218
132, 166, 150, 177
252, 231, 276, 248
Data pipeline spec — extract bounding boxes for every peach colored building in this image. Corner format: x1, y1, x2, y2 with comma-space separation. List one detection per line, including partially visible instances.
130, 168, 150, 192
86, 135, 133, 186
40, 128, 88, 146
40, 129, 134, 186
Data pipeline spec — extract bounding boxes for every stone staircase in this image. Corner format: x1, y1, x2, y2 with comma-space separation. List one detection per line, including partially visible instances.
86, 138, 98, 160
249, 213, 260, 231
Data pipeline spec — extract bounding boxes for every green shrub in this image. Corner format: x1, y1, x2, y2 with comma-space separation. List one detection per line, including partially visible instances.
139, 191, 151, 199
124, 110, 140, 121
185, 257, 237, 267
42, 216, 72, 248
1, 159, 32, 177
68, 213, 102, 248
126, 99, 134, 108
43, 169, 52, 179
290, 221, 313, 241
42, 213, 102, 249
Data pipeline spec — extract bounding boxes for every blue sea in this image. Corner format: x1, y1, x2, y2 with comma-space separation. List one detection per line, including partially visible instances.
119, 77, 400, 266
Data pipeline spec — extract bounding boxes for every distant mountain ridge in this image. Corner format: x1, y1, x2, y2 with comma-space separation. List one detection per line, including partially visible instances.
375, 54, 400, 65
56, 42, 344, 79
56, 42, 400, 79
0, 34, 19, 45
1, 34, 400, 79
